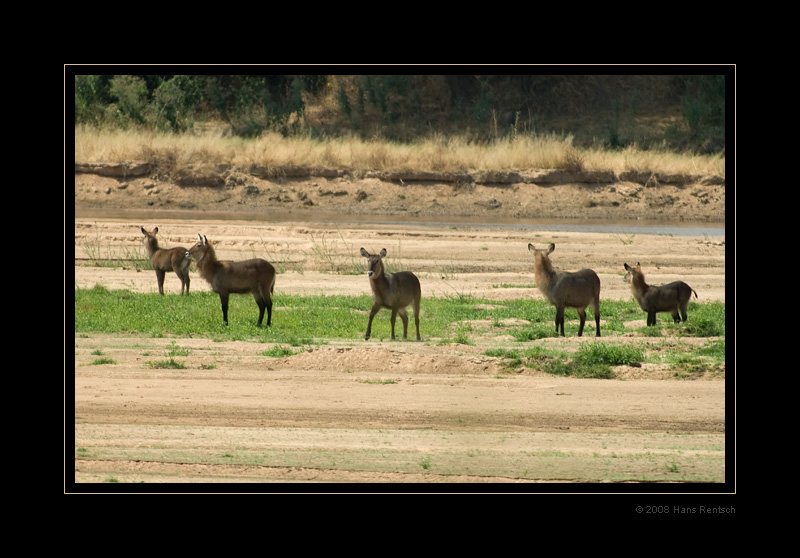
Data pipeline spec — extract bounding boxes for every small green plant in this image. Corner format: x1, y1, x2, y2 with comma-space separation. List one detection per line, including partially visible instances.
613, 232, 636, 245
262, 345, 297, 358
418, 455, 432, 470
148, 358, 186, 369
451, 322, 473, 345
166, 341, 190, 357
90, 357, 115, 365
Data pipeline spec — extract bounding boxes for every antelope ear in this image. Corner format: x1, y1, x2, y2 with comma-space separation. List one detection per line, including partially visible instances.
624, 263, 630, 271
547, 243, 555, 254
379, 248, 387, 258
197, 234, 203, 243
360, 247, 369, 257
203, 235, 208, 245
141, 226, 147, 235
153, 227, 159, 234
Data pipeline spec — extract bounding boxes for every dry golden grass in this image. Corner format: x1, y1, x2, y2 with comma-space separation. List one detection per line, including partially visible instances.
74, 126, 725, 178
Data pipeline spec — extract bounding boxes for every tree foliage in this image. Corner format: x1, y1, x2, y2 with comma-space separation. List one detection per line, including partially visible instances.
72, 73, 727, 153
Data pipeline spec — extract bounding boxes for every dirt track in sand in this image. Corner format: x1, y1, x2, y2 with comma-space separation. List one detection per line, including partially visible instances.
72, 171, 728, 487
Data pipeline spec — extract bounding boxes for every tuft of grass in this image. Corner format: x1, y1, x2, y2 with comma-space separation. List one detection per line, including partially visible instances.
262, 345, 298, 358
166, 341, 190, 357
509, 325, 551, 341
90, 357, 115, 365
613, 232, 636, 245
148, 358, 186, 369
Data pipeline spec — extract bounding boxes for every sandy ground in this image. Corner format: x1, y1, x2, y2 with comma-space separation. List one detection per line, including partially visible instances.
71, 170, 730, 490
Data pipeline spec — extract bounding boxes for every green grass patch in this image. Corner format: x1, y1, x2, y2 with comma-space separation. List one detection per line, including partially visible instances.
90, 357, 115, 365
486, 343, 645, 379
261, 345, 299, 358
658, 339, 726, 378
75, 287, 725, 353
147, 358, 187, 369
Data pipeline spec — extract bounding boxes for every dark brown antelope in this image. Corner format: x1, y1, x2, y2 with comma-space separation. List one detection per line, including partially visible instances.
528, 243, 601, 337
623, 262, 697, 326
360, 248, 421, 341
186, 235, 276, 326
140, 226, 191, 295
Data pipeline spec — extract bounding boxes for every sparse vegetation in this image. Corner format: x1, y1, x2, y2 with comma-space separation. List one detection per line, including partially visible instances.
262, 345, 298, 358
76, 126, 724, 180
75, 287, 724, 378
90, 357, 115, 365
80, 224, 150, 269
147, 358, 187, 369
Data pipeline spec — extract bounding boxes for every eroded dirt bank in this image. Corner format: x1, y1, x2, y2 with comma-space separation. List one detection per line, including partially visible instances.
74, 166, 726, 223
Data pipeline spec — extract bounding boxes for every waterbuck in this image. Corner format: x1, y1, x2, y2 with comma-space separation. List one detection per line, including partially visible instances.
623, 262, 697, 326
528, 243, 601, 337
140, 226, 191, 295
186, 235, 276, 327
360, 248, 421, 341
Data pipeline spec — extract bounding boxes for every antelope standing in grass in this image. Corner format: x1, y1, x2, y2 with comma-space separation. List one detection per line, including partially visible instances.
186, 235, 276, 326
528, 243, 601, 337
623, 262, 697, 326
140, 226, 191, 295
360, 248, 421, 341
